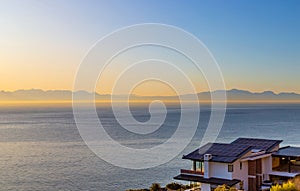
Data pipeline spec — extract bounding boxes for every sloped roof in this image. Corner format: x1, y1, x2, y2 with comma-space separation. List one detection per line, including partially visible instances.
231, 138, 282, 152
272, 146, 300, 157
183, 143, 251, 163
183, 138, 282, 163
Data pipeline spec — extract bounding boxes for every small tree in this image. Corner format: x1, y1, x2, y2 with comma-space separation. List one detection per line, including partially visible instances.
166, 182, 182, 190
150, 183, 161, 191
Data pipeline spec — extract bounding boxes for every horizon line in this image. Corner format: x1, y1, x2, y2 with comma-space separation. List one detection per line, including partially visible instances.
1, 88, 300, 96
1, 100, 300, 107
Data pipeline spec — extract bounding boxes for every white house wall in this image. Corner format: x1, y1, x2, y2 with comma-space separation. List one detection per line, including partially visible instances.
262, 156, 272, 180
233, 160, 248, 191
209, 162, 232, 179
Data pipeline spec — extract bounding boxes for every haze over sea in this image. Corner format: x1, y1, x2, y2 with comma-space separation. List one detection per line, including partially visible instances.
1, 103, 299, 191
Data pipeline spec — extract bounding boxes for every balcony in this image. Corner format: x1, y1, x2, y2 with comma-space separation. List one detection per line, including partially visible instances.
270, 156, 300, 182
272, 163, 300, 173
272, 156, 300, 173
180, 169, 204, 176
272, 146, 300, 174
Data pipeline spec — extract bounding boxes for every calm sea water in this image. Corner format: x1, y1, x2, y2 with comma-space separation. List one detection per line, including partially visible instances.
0, 104, 299, 191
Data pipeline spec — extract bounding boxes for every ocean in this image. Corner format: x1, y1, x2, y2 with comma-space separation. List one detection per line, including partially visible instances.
0, 103, 299, 191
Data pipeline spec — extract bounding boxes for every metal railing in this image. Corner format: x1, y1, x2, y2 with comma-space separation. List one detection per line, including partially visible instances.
180, 169, 204, 176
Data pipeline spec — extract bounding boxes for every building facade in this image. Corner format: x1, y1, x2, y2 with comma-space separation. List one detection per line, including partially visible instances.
174, 138, 300, 191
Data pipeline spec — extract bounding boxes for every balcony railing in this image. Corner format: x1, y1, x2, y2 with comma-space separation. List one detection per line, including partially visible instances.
180, 169, 204, 176
272, 163, 300, 173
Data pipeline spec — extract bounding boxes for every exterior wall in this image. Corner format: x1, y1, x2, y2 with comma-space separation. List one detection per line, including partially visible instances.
272, 157, 280, 168
242, 151, 255, 158
247, 156, 273, 191
233, 160, 248, 190
185, 143, 281, 191
247, 160, 258, 191
209, 162, 233, 179
270, 145, 280, 152
262, 156, 272, 180
231, 155, 273, 191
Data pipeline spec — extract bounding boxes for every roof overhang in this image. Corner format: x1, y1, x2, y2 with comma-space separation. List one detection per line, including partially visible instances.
269, 171, 300, 178
240, 153, 272, 162
272, 146, 300, 158
174, 174, 240, 187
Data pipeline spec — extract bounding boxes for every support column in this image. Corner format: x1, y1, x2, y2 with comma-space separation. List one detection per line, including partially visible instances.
201, 183, 211, 191
204, 154, 212, 178
288, 157, 291, 173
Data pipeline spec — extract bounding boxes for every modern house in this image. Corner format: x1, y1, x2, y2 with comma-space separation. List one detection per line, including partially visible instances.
174, 138, 300, 191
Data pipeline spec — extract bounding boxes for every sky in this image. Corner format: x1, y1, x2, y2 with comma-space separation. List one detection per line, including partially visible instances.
1, 0, 300, 95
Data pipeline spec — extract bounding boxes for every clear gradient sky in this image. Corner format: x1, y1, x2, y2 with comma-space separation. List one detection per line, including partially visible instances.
1, 0, 300, 95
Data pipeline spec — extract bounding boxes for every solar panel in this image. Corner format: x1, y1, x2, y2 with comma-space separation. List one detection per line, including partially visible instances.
231, 138, 282, 151
183, 138, 282, 163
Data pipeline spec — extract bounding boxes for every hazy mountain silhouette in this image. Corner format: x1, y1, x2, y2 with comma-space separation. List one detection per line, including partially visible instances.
1, 89, 300, 102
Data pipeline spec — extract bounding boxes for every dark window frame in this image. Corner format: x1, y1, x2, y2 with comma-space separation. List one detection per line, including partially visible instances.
228, 164, 234, 172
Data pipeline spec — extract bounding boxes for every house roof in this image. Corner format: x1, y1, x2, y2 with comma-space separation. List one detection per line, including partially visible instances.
183, 142, 251, 163
231, 138, 282, 152
183, 138, 282, 163
272, 146, 300, 157
174, 174, 240, 187
241, 153, 272, 161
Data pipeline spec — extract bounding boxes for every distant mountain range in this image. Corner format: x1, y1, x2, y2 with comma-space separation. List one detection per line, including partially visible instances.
1, 89, 300, 102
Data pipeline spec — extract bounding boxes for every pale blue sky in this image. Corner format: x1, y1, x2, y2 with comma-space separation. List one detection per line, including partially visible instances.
1, 0, 299, 93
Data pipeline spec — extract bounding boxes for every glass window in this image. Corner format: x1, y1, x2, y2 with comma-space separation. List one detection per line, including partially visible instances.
196, 161, 204, 172
228, 164, 234, 172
